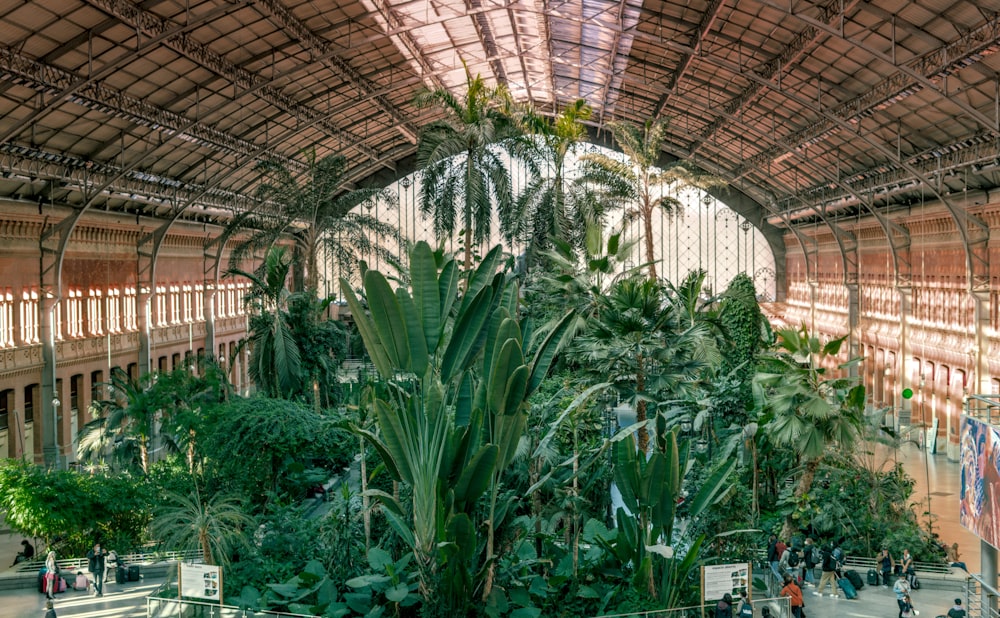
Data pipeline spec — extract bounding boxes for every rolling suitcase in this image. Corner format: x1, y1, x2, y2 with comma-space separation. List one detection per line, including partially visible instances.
867, 568, 880, 586
837, 576, 858, 599
116, 565, 127, 584
846, 569, 865, 590
128, 565, 140, 581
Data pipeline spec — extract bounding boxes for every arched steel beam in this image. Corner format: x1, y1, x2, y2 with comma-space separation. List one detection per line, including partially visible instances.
661, 34, 990, 298
83, 0, 382, 163
651, 0, 727, 119
0, 1, 251, 149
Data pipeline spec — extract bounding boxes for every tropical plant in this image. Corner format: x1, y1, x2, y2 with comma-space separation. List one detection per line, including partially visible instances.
82, 367, 161, 474
515, 99, 597, 261
230, 246, 347, 402
150, 487, 253, 566
754, 325, 866, 539
416, 67, 529, 270
576, 118, 725, 280
716, 272, 770, 426
226, 147, 398, 292
340, 241, 573, 609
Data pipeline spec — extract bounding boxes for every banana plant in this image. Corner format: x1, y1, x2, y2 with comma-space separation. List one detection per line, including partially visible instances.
609, 427, 734, 606
340, 241, 572, 609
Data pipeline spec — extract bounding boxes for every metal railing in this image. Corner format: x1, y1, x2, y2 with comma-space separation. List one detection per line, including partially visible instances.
14, 548, 203, 574
147, 597, 318, 617
965, 573, 999, 618
594, 596, 791, 618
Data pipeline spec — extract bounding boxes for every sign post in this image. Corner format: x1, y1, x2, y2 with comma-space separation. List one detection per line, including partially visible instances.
178, 563, 223, 609
702, 562, 752, 616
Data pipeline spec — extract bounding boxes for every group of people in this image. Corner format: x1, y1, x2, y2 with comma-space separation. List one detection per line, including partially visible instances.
34, 541, 120, 617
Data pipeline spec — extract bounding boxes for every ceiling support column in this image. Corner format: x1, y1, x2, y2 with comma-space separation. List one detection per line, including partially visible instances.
897, 285, 913, 428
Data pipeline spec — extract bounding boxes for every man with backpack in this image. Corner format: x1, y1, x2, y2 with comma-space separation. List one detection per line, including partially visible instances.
813, 546, 839, 597
781, 547, 801, 582
737, 589, 754, 618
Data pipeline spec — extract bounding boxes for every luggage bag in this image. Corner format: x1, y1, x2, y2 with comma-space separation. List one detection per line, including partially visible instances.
867, 568, 880, 586
837, 576, 858, 599
128, 565, 140, 581
116, 565, 127, 584
846, 569, 865, 590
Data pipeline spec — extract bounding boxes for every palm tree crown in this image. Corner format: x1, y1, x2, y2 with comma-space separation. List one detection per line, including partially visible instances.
577, 118, 724, 281
416, 67, 529, 270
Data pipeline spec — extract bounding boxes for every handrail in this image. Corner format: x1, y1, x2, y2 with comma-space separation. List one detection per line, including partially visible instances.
12, 548, 203, 574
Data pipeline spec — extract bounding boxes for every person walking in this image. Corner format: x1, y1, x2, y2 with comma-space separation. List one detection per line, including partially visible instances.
802, 538, 817, 586
894, 573, 911, 618
737, 590, 753, 618
86, 543, 106, 597
781, 574, 805, 618
947, 598, 967, 618
715, 592, 734, 618
767, 534, 781, 581
43, 551, 58, 600
42, 599, 57, 618
813, 546, 839, 598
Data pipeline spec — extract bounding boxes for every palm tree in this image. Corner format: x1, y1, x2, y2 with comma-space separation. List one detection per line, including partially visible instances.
416, 67, 528, 271
576, 118, 724, 280
229, 246, 301, 398
755, 325, 866, 538
577, 275, 670, 452
227, 148, 398, 292
80, 368, 159, 474
515, 99, 596, 262
150, 488, 253, 565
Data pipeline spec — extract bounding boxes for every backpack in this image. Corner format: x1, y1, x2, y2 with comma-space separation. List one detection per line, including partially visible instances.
738, 602, 754, 618
803, 546, 816, 567
787, 551, 800, 567
821, 551, 835, 571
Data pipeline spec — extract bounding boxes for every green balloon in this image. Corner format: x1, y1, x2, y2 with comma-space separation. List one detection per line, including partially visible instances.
902, 388, 914, 399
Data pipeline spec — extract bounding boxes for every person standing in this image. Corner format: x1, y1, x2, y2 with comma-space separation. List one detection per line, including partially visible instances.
767, 534, 781, 581
802, 538, 817, 586
42, 600, 57, 618
737, 590, 753, 618
781, 574, 804, 618
86, 543, 106, 597
879, 548, 895, 587
947, 598, 967, 618
715, 592, 733, 618
813, 546, 839, 598
43, 551, 57, 600
893, 573, 911, 618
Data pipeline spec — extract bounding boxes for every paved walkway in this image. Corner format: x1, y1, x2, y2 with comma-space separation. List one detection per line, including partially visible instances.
0, 574, 164, 617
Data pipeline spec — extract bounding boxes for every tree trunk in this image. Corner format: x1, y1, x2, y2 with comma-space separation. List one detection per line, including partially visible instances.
636, 355, 648, 453
643, 199, 657, 281
360, 435, 371, 551
781, 458, 820, 540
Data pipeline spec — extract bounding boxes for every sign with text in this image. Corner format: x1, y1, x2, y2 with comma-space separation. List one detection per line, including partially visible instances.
179, 563, 222, 602
702, 563, 751, 602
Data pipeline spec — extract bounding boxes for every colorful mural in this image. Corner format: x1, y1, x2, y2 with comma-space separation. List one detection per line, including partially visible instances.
960, 415, 1000, 549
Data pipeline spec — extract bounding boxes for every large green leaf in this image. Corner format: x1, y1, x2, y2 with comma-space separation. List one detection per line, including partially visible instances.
494, 409, 526, 472
687, 457, 736, 518
364, 270, 410, 370
339, 280, 392, 378
373, 399, 414, 484
612, 439, 640, 515
500, 364, 530, 417
487, 337, 524, 413
526, 310, 575, 396
410, 241, 441, 355
440, 285, 494, 383
460, 244, 503, 314
453, 444, 498, 508
397, 290, 428, 375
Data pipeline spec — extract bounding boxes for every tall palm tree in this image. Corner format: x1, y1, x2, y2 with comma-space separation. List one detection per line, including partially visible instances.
227, 148, 398, 292
576, 118, 724, 281
150, 488, 253, 566
416, 67, 528, 271
515, 99, 596, 262
577, 275, 671, 452
755, 325, 865, 538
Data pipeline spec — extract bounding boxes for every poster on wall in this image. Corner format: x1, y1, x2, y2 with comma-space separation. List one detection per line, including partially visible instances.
960, 415, 1000, 549
179, 563, 222, 602
702, 563, 751, 602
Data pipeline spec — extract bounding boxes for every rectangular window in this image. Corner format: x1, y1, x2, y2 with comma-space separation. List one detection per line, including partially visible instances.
90, 370, 104, 404
20, 290, 39, 344
0, 389, 11, 431
88, 289, 104, 336
70, 374, 82, 412
66, 289, 84, 338
214, 283, 225, 319
23, 384, 35, 424
182, 285, 193, 323
155, 285, 167, 327
170, 285, 180, 324
194, 284, 205, 321
124, 287, 137, 331
107, 288, 121, 333
227, 284, 237, 317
